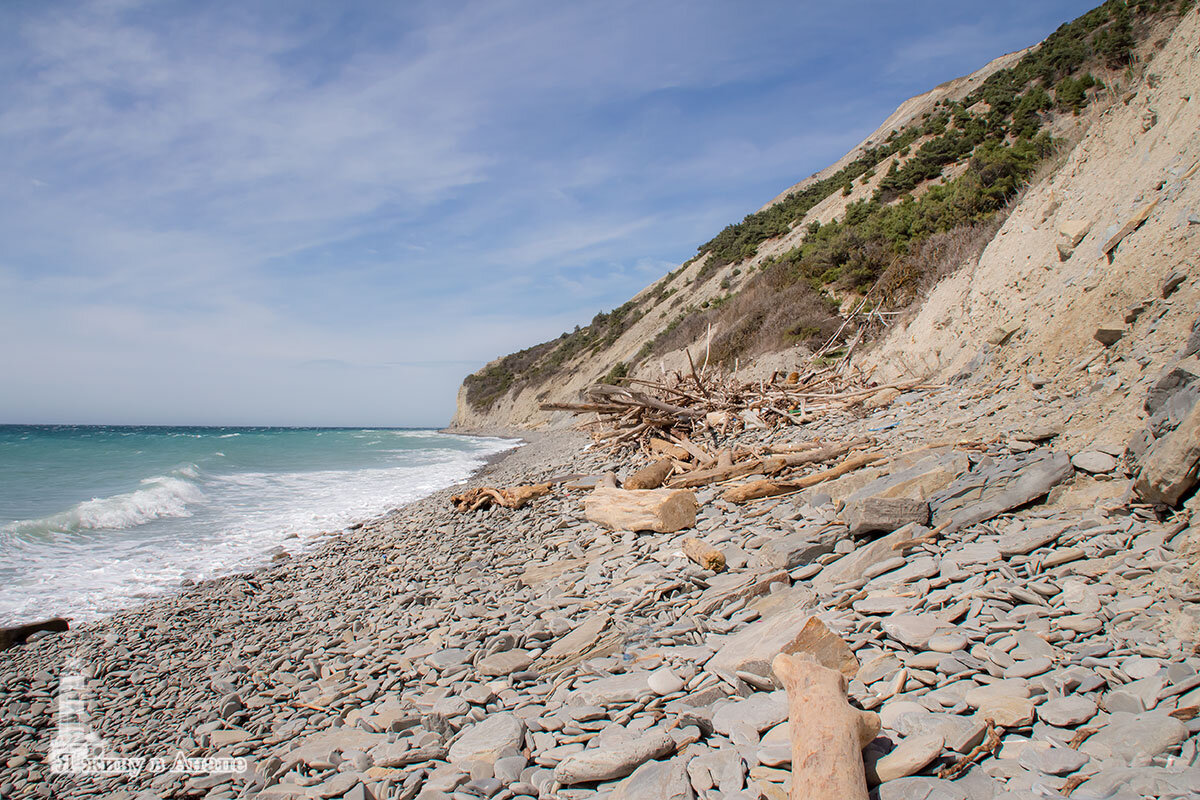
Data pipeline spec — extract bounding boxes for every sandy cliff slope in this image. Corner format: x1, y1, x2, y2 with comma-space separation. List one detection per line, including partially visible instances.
863, 7, 1200, 447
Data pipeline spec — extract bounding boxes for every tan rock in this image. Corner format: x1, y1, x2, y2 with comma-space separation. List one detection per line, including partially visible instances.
707, 586, 816, 685
781, 617, 859, 679
1057, 218, 1091, 246
584, 487, 698, 533
1134, 402, 1200, 506
974, 695, 1035, 727
869, 733, 944, 783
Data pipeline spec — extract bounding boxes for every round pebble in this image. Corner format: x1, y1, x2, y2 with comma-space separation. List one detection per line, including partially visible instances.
647, 668, 684, 696
927, 633, 968, 653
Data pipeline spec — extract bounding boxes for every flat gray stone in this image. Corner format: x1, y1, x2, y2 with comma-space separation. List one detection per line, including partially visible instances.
813, 526, 923, 596
426, 648, 470, 670
711, 691, 788, 737
448, 713, 525, 765
927, 633, 968, 653
974, 695, 1035, 727
881, 614, 952, 650
647, 668, 684, 696
1038, 696, 1097, 727
930, 452, 1073, 532
1005, 657, 1052, 679
1072, 451, 1117, 474
1018, 745, 1089, 776
575, 673, 651, 705
608, 755, 694, 800
477, 650, 533, 677
872, 733, 944, 782
998, 522, 1070, 556
553, 733, 675, 784
1078, 711, 1188, 764
874, 776, 969, 800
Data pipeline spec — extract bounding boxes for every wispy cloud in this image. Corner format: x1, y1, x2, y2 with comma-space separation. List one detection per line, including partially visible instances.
0, 0, 1103, 424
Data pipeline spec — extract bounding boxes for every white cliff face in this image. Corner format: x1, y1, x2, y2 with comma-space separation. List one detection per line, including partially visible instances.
862, 7, 1200, 449
453, 9, 1200, 434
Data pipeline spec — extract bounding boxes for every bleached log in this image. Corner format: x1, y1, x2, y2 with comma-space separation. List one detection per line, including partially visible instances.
667, 459, 765, 489
624, 458, 674, 490
773, 652, 880, 800
649, 438, 692, 461
584, 487, 698, 533
766, 439, 867, 471
722, 453, 884, 503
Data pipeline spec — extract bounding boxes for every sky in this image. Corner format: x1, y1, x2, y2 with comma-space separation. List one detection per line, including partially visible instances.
0, 0, 1102, 427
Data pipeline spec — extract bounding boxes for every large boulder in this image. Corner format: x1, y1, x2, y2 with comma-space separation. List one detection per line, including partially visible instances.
1130, 355, 1200, 506
929, 452, 1072, 531
1134, 401, 1200, 505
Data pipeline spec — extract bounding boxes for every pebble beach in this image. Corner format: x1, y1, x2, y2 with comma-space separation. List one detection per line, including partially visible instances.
2, 376, 1200, 800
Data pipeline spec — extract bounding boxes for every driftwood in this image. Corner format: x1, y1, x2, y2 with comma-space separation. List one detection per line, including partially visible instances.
450, 484, 551, 512
623, 458, 674, 490
773, 652, 880, 800
667, 458, 766, 489
681, 537, 726, 572
539, 361, 937, 452
648, 437, 691, 461
1, 617, 69, 651
722, 453, 885, 503
583, 487, 699, 533
765, 439, 866, 471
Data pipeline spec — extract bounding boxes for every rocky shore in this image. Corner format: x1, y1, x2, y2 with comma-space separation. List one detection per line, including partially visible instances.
3, 356, 1200, 800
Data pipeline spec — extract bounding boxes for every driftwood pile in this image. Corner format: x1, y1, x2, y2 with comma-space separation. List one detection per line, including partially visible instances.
541, 365, 927, 451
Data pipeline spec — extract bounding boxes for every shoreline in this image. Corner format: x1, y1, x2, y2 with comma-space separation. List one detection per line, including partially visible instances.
0, 428, 529, 632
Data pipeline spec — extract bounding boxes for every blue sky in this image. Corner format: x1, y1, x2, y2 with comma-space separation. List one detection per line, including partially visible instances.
0, 0, 1100, 426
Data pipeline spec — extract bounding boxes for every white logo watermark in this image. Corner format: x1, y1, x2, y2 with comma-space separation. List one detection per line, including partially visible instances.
49, 656, 247, 777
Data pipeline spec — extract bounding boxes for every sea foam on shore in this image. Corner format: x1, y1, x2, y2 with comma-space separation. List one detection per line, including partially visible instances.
0, 425, 518, 625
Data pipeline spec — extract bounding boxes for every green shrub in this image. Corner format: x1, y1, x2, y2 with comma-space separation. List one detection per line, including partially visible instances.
601, 362, 628, 385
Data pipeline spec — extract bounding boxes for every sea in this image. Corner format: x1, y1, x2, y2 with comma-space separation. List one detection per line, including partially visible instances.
0, 425, 518, 626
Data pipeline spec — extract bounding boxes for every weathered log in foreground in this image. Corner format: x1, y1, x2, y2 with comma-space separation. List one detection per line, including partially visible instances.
450, 483, 552, 512
583, 486, 698, 532
773, 651, 880, 800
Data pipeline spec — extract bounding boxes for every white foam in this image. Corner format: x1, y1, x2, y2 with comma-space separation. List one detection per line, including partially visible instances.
0, 433, 519, 624
3, 474, 205, 538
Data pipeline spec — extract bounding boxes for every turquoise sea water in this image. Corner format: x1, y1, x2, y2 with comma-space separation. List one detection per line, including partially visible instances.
0, 425, 517, 625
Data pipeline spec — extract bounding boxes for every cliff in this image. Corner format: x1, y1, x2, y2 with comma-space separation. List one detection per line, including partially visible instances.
451, 1, 1198, 434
